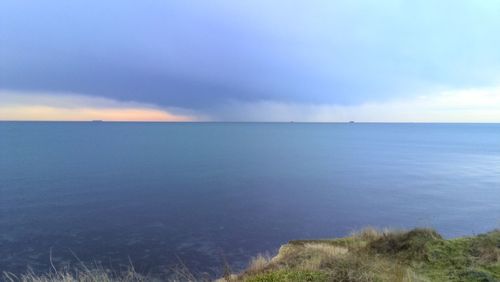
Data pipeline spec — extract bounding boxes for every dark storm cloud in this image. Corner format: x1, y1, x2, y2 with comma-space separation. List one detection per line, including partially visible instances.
1, 60, 257, 108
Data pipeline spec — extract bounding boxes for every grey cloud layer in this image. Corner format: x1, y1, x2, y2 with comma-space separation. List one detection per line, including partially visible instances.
1, 0, 500, 114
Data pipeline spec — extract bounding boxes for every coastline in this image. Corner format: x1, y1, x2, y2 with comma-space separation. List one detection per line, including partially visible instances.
4, 228, 499, 281
227, 228, 500, 281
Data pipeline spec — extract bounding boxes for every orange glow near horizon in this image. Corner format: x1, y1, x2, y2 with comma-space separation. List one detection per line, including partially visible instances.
0, 105, 193, 122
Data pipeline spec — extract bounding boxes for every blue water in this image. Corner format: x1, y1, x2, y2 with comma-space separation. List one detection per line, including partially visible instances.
1, 122, 499, 276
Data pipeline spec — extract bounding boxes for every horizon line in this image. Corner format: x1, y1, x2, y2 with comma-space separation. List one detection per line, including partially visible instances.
1, 120, 500, 124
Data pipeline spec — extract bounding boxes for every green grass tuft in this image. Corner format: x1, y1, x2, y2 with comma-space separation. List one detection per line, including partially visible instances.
244, 270, 328, 282
368, 228, 443, 261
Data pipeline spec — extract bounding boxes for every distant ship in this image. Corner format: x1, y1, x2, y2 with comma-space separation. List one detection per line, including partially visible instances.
349, 121, 355, 123
91, 120, 104, 123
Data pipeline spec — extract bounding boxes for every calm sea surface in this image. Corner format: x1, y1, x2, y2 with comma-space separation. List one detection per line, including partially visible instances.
1, 122, 499, 275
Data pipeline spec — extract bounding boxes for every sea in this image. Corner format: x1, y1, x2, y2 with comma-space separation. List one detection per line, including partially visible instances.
1, 122, 499, 276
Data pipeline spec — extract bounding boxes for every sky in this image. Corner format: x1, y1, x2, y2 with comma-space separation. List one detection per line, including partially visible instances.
1, 1, 500, 122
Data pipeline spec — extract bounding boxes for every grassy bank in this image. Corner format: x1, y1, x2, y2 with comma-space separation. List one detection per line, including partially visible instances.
3, 228, 499, 281
229, 228, 500, 282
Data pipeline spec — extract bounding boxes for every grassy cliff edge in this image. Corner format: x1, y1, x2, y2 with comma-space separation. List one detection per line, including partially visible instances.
227, 228, 500, 282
